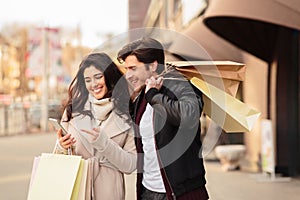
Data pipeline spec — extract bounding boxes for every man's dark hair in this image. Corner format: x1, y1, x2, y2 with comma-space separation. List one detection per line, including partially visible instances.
117, 37, 165, 74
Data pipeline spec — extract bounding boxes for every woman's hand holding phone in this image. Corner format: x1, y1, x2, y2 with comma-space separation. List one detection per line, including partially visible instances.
49, 118, 76, 150
57, 129, 76, 150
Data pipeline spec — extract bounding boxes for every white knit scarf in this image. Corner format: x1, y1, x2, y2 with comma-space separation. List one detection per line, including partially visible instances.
88, 94, 114, 125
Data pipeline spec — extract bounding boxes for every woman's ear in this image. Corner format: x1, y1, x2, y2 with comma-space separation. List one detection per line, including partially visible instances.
149, 61, 158, 73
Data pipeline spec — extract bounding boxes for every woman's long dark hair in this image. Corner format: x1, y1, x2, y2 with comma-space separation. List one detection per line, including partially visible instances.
64, 53, 131, 123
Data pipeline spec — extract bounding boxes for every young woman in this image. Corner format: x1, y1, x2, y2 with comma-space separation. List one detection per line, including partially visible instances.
54, 53, 136, 200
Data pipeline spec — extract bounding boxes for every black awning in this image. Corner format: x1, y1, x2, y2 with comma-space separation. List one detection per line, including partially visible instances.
203, 0, 300, 62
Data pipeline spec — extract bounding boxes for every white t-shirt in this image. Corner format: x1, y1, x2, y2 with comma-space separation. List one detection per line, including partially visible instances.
139, 103, 166, 193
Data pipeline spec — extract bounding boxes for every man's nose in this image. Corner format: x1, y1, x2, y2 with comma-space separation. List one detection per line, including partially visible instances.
125, 70, 133, 80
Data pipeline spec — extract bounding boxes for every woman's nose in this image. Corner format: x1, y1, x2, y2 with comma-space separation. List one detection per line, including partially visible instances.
91, 79, 98, 87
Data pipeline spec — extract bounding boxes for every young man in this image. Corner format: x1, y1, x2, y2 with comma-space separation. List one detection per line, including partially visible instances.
118, 37, 209, 200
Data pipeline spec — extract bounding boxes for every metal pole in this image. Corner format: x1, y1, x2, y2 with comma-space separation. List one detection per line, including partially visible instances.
0, 47, 3, 92
40, 28, 49, 132
4, 104, 8, 135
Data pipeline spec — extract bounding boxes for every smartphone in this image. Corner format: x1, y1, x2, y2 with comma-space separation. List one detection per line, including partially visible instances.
49, 118, 68, 136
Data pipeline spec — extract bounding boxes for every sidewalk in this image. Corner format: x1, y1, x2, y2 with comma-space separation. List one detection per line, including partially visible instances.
205, 160, 300, 200
0, 132, 300, 200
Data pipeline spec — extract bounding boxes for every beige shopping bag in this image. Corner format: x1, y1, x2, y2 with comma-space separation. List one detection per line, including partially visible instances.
191, 77, 260, 133
76, 159, 89, 200
27, 153, 88, 200
168, 60, 245, 96
28, 156, 40, 189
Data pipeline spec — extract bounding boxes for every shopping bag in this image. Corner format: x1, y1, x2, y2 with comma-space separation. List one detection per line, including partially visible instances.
27, 153, 88, 200
168, 60, 245, 96
76, 159, 89, 200
28, 156, 40, 189
190, 77, 260, 133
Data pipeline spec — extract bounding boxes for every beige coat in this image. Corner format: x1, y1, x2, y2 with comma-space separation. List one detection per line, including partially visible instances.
54, 98, 137, 200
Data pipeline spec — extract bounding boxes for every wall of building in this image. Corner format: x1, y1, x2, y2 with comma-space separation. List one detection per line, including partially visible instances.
242, 52, 268, 171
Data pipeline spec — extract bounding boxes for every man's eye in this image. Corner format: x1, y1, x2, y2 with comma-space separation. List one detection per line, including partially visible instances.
125, 66, 136, 71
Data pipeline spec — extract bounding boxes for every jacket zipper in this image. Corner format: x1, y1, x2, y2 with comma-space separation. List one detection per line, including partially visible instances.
155, 139, 176, 199
152, 112, 176, 200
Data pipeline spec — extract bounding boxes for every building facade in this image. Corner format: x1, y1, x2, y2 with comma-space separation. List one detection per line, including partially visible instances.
127, 0, 300, 177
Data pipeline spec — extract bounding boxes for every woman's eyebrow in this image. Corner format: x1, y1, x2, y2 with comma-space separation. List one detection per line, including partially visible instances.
84, 72, 103, 79
94, 72, 103, 76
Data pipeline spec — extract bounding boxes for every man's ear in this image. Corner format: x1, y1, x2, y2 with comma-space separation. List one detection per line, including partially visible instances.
149, 61, 158, 73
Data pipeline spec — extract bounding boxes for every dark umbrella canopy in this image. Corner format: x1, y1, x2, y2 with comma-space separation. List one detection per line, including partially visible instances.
203, 0, 300, 63
168, 16, 243, 62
